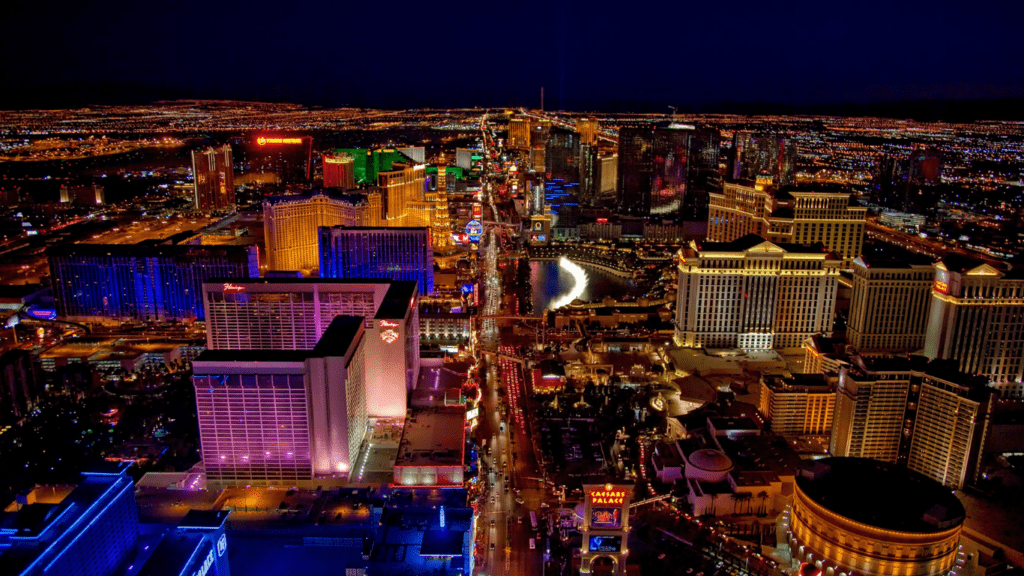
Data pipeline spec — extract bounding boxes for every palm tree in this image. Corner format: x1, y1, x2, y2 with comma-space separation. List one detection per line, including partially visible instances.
757, 490, 770, 516
730, 492, 742, 515
736, 492, 754, 515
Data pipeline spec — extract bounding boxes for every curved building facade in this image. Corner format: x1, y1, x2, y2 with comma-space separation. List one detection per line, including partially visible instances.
788, 458, 964, 576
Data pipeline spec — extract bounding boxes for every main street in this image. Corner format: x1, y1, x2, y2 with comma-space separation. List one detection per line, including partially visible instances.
475, 112, 549, 576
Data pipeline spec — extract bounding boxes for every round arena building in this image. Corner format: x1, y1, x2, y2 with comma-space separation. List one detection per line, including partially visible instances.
788, 458, 965, 576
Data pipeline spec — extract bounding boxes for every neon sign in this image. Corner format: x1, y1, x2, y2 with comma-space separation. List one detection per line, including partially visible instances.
192, 548, 215, 576
380, 320, 400, 328
933, 280, 948, 294
256, 137, 303, 145
380, 329, 400, 344
223, 283, 245, 292
589, 489, 628, 506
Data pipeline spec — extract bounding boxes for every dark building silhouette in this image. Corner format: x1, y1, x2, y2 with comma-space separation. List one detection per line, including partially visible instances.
545, 129, 581, 183
618, 123, 721, 220
0, 350, 39, 425
729, 131, 797, 186
872, 146, 943, 213
191, 145, 235, 211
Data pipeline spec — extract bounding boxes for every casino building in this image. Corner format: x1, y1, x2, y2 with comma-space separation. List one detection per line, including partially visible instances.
787, 458, 965, 576
202, 278, 419, 419
192, 316, 368, 488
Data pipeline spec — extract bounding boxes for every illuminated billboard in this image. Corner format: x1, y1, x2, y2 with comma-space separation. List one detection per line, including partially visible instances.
590, 508, 622, 529
589, 536, 621, 552
465, 220, 483, 243
256, 136, 304, 145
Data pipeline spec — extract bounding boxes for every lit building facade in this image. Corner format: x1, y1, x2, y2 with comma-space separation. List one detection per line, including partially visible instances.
202, 279, 418, 419
788, 458, 964, 576
756, 374, 835, 437
191, 145, 235, 211
0, 463, 139, 576
193, 316, 367, 488
319, 226, 434, 295
263, 190, 382, 273
49, 243, 258, 322
508, 117, 531, 150
674, 235, 840, 350
831, 356, 994, 489
847, 249, 933, 353
707, 181, 866, 266
378, 163, 427, 226
322, 152, 356, 189
577, 117, 599, 144
924, 257, 1024, 398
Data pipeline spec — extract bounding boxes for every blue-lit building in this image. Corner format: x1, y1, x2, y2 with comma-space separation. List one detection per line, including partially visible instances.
0, 463, 232, 576
48, 244, 258, 322
133, 511, 231, 576
319, 226, 434, 295
0, 463, 139, 576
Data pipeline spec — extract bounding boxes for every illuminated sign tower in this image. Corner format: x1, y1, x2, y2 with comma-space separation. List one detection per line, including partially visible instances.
581, 483, 632, 576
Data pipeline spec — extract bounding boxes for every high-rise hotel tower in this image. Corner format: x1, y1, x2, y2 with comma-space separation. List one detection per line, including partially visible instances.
674, 234, 840, 350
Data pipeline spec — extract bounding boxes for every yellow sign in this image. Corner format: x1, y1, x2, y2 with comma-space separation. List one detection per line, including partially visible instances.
257, 137, 303, 145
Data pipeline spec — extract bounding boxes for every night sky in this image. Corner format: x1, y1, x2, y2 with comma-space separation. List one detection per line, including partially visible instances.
2, 0, 1023, 112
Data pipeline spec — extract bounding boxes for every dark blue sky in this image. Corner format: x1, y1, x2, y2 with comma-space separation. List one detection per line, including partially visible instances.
2, 0, 1022, 112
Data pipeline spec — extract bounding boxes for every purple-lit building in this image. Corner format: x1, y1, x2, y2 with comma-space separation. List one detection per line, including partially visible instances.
202, 278, 419, 419
192, 316, 368, 488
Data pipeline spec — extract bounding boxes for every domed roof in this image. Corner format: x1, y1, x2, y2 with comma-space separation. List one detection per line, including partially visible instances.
687, 449, 733, 472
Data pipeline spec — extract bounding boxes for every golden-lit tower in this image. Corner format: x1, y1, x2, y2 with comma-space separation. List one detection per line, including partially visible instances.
509, 117, 531, 150
577, 118, 599, 145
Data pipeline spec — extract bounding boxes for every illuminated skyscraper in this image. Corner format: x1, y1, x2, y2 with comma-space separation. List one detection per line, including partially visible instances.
377, 163, 427, 226
322, 152, 356, 189
729, 132, 797, 186
191, 145, 235, 210
925, 255, 1024, 398
202, 278, 419, 419
674, 234, 840, 350
508, 116, 531, 150
530, 120, 551, 172
49, 243, 258, 321
193, 316, 368, 488
848, 245, 933, 353
576, 117, 599, 144
263, 190, 382, 273
707, 181, 866, 267
319, 226, 434, 295
756, 374, 835, 437
579, 143, 600, 201
831, 356, 994, 489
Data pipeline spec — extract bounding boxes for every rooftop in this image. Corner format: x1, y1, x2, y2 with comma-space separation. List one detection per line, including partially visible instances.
695, 234, 832, 256
375, 281, 418, 319
395, 409, 465, 468
796, 457, 965, 533
761, 373, 835, 393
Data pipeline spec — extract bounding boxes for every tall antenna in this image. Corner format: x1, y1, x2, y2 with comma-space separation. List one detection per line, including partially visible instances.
540, 87, 545, 112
